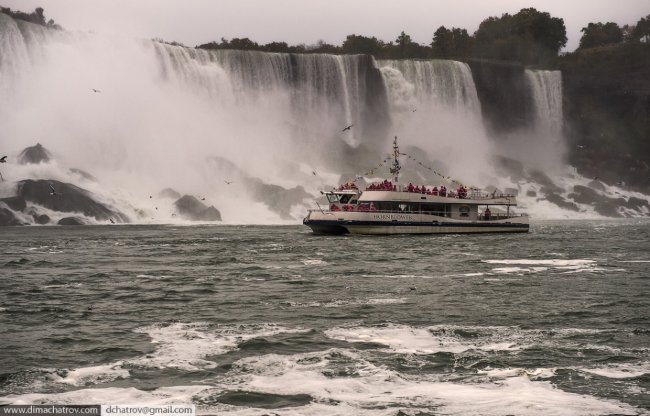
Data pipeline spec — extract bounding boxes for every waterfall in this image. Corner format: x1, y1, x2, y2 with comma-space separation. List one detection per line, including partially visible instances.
379, 59, 482, 118
525, 69, 563, 138
0, 14, 390, 222
377, 59, 490, 186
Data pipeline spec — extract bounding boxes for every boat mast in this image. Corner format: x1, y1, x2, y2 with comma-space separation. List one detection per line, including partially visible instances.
389, 136, 401, 183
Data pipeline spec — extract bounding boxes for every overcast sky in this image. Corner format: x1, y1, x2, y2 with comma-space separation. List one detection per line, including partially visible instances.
2, 0, 648, 51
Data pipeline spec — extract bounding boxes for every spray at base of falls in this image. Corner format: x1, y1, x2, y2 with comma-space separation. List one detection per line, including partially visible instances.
0, 14, 647, 223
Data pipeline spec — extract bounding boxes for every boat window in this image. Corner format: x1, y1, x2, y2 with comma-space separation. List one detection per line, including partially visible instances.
421, 203, 448, 216
339, 194, 353, 204
326, 194, 340, 203
459, 206, 470, 217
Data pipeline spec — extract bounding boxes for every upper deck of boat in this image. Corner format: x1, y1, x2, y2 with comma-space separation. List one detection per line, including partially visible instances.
356, 189, 518, 206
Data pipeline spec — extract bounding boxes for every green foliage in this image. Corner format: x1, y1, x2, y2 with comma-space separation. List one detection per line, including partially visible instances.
431, 26, 473, 58
473, 8, 566, 65
341, 34, 385, 56
0, 6, 61, 29
631, 14, 650, 42
578, 22, 623, 50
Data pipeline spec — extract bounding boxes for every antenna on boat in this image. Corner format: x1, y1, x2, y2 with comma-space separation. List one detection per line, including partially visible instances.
389, 136, 401, 183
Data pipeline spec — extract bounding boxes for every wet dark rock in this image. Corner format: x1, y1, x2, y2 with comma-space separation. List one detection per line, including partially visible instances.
208, 156, 311, 220
544, 192, 580, 212
69, 168, 98, 182
626, 197, 650, 211
174, 195, 221, 221
493, 156, 525, 179
0, 196, 26, 211
247, 183, 310, 220
0, 207, 23, 226
529, 170, 563, 195
18, 143, 51, 164
17, 180, 129, 222
569, 185, 625, 217
587, 180, 606, 191
33, 214, 50, 225
57, 217, 86, 225
158, 188, 181, 199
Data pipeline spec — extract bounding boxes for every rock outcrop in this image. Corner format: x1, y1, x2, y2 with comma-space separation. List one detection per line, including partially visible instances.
16, 179, 129, 222
173, 195, 222, 221
18, 143, 51, 164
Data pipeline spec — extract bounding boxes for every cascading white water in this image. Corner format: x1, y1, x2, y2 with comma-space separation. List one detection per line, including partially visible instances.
525, 69, 563, 138
378, 59, 492, 187
1, 14, 646, 222
0, 15, 390, 223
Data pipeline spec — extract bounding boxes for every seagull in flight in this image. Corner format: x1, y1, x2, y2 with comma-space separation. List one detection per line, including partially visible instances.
224, 180, 233, 185
312, 171, 316, 176
91, 89, 101, 93
49, 183, 58, 196
200, 197, 205, 201
109, 218, 115, 224
0, 156, 6, 163
342, 124, 353, 132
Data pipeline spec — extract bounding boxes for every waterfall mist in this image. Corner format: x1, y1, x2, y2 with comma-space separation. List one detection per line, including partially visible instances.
0, 16, 390, 223
2, 14, 643, 222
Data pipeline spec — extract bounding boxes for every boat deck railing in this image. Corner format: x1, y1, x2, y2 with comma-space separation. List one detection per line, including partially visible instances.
361, 189, 516, 200
308, 208, 527, 220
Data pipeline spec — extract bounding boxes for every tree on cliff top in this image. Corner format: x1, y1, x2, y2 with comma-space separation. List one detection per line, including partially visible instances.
431, 26, 473, 59
631, 14, 650, 42
0, 6, 61, 29
474, 8, 566, 65
342, 34, 385, 56
578, 22, 624, 49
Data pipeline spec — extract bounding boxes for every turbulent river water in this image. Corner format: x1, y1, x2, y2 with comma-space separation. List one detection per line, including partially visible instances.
0, 220, 649, 415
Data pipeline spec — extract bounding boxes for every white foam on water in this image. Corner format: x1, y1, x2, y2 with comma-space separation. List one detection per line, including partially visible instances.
26, 322, 306, 391
483, 259, 595, 266
580, 362, 650, 379
130, 322, 304, 370
290, 298, 408, 308
207, 348, 639, 415
478, 367, 557, 380
302, 259, 327, 266
483, 259, 603, 275
325, 325, 502, 354
491, 266, 548, 274
0, 385, 210, 406
55, 363, 129, 386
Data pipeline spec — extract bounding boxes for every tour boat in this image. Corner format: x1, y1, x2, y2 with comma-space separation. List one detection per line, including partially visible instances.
303, 137, 529, 235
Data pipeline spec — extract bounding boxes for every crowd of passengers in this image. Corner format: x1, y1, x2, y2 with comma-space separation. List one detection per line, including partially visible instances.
365, 181, 469, 198
338, 182, 359, 190
366, 180, 397, 191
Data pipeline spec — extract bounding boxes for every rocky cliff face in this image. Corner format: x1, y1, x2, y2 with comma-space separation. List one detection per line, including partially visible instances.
559, 43, 650, 193
467, 59, 534, 135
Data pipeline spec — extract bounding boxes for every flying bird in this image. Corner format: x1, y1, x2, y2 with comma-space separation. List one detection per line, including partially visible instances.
312, 171, 316, 176
201, 197, 205, 201
0, 156, 6, 163
224, 180, 233, 185
342, 124, 353, 132
109, 218, 115, 224
91, 89, 101, 93
49, 184, 58, 196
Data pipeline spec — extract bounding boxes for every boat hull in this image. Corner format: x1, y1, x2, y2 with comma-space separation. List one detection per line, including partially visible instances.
303, 212, 529, 235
